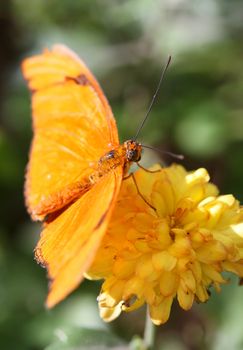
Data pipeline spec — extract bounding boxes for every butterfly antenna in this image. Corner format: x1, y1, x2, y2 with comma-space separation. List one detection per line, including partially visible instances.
134, 55, 172, 141
141, 144, 184, 160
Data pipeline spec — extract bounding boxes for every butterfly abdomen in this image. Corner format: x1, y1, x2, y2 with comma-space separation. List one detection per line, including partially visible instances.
32, 179, 92, 221
31, 149, 123, 221
98, 148, 125, 171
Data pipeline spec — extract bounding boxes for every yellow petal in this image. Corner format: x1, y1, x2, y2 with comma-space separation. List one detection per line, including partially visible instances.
189, 260, 202, 283
208, 204, 224, 227
152, 251, 177, 271
153, 178, 175, 215
175, 198, 194, 221
156, 219, 173, 248
132, 213, 152, 233
171, 228, 187, 237
98, 293, 116, 308
151, 190, 166, 217
181, 270, 196, 293
197, 241, 226, 263
231, 223, 243, 237
183, 222, 198, 232
123, 276, 144, 299
126, 228, 143, 240
202, 264, 226, 284
109, 280, 125, 305
160, 271, 178, 296
187, 184, 206, 203
150, 296, 173, 325
113, 258, 135, 279
169, 237, 192, 258
223, 261, 243, 276
177, 284, 194, 310
99, 301, 123, 322
134, 240, 151, 253
136, 255, 154, 279
191, 228, 212, 244
196, 283, 209, 302
146, 270, 161, 282
218, 195, 235, 207
177, 257, 194, 271
186, 168, 209, 185
144, 285, 156, 304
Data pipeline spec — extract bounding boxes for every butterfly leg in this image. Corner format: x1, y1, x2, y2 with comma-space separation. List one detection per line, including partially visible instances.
137, 162, 161, 173
123, 173, 132, 180
130, 173, 157, 212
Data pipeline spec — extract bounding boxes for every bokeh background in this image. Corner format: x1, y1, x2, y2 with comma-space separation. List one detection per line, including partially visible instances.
1, 1, 243, 349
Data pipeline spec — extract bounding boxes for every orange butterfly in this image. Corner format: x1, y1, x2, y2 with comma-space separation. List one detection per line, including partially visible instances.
22, 45, 170, 308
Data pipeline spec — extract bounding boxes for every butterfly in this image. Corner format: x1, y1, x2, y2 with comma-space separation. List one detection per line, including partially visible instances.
22, 45, 148, 307
22, 45, 171, 308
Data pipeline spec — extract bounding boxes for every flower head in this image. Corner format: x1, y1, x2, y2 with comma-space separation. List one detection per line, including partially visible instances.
87, 164, 243, 325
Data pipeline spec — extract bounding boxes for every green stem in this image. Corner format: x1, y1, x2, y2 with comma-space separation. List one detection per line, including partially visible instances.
143, 307, 156, 350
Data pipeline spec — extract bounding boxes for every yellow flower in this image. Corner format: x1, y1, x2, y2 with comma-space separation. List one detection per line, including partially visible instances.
87, 164, 243, 325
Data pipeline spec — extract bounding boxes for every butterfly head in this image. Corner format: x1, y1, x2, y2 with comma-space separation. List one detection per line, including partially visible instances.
124, 140, 142, 163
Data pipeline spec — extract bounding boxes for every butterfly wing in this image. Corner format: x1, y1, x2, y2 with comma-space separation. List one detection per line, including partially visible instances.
22, 45, 119, 218
36, 166, 122, 308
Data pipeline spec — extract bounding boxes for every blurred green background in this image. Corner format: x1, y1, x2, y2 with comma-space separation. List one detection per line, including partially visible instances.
1, 1, 243, 349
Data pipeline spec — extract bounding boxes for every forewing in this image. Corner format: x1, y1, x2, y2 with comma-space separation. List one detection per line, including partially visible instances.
22, 45, 119, 216
35, 167, 122, 308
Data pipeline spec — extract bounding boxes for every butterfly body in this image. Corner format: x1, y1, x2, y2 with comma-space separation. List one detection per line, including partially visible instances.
97, 139, 142, 175
33, 140, 142, 221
